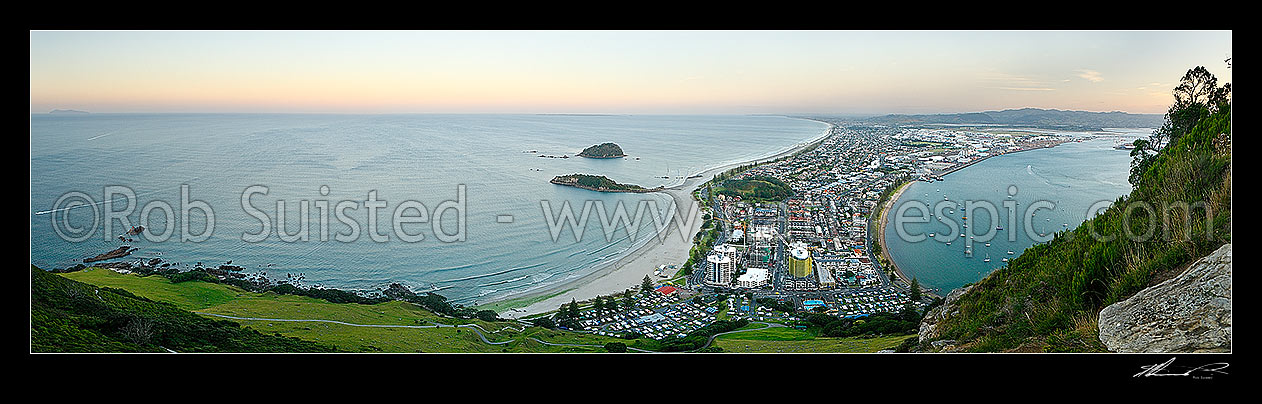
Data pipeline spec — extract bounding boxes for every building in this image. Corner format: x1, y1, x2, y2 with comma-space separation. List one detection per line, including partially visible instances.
816, 262, 836, 289
737, 267, 769, 289
787, 243, 813, 278
705, 252, 734, 286
655, 285, 678, 296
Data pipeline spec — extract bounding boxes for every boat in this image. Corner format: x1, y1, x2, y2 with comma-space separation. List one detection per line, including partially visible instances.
1007, 250, 1014, 255
996, 225, 1003, 230
1113, 142, 1137, 150
1002, 257, 1009, 262
928, 233, 935, 237
985, 242, 990, 247
983, 254, 991, 263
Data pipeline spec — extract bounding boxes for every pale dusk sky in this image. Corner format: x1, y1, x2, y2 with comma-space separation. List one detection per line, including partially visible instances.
29, 30, 1232, 115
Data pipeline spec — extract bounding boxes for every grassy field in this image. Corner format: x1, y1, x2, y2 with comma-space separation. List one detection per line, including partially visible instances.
720, 326, 817, 341
713, 333, 912, 353
60, 268, 643, 353
61, 267, 238, 310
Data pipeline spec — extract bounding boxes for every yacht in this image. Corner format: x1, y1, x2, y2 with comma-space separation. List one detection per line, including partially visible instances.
983, 254, 991, 263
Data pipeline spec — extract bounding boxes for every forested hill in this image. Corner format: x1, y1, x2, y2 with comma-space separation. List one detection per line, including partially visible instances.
916, 67, 1231, 352
861, 108, 1164, 130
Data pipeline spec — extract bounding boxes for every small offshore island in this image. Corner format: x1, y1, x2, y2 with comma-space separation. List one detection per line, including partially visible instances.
577, 142, 626, 158
551, 173, 662, 193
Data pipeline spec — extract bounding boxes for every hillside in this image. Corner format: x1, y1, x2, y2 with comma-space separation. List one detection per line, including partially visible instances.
863, 108, 1164, 130
31, 266, 336, 352
714, 176, 793, 201
578, 142, 626, 158
551, 173, 660, 193
39, 267, 649, 353
916, 101, 1230, 352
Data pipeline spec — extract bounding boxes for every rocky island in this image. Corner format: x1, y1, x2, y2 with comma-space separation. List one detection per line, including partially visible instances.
550, 174, 662, 193
577, 142, 626, 158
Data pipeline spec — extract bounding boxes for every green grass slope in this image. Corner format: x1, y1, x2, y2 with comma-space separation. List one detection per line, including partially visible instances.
31, 266, 337, 352
928, 106, 1231, 352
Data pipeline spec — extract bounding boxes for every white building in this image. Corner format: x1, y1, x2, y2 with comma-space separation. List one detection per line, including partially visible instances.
737, 267, 769, 289
705, 251, 734, 286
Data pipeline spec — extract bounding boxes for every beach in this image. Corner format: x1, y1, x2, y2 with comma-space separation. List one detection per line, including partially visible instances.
876, 180, 919, 294
500, 123, 833, 319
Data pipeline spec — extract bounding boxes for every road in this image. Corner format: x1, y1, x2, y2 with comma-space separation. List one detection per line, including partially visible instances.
688, 321, 784, 352
196, 312, 658, 352
196, 312, 516, 346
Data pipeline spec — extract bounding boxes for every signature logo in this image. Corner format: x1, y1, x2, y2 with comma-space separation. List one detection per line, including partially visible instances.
1134, 357, 1229, 379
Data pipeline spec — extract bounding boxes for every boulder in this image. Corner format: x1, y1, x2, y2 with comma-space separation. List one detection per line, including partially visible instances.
918, 284, 973, 344
1098, 244, 1231, 353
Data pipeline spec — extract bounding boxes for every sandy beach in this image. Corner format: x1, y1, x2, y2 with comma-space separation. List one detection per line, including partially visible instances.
876, 180, 917, 291
499, 122, 833, 319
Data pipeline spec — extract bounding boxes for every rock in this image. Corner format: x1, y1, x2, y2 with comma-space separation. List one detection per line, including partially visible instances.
929, 340, 958, 351
1098, 244, 1231, 353
918, 284, 973, 344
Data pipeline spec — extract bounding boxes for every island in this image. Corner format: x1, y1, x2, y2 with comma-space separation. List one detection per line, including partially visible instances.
550, 174, 662, 193
84, 246, 136, 263
49, 109, 90, 114
577, 142, 626, 158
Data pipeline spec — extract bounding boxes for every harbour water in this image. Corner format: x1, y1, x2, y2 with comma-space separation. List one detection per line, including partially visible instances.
882, 133, 1146, 294
30, 113, 828, 305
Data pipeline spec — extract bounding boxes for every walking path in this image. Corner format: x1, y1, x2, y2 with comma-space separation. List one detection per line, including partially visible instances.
195, 313, 781, 353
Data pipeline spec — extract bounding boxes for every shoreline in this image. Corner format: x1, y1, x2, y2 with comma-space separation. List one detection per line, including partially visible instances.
879, 138, 1081, 299
876, 180, 925, 296
498, 119, 834, 319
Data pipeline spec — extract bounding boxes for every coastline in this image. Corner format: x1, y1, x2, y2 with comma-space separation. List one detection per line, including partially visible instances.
499, 119, 833, 319
879, 139, 1081, 299
876, 180, 921, 295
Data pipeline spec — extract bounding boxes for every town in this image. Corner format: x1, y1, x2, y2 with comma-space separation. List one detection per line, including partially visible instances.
549, 120, 1078, 340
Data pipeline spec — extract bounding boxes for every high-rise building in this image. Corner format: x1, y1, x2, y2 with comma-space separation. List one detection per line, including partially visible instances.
705, 253, 733, 286
788, 243, 813, 278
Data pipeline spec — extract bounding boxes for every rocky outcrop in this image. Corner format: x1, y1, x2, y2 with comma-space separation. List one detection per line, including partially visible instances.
1098, 243, 1231, 353
917, 284, 973, 352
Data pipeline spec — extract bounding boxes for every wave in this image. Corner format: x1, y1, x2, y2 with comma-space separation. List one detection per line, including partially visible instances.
477, 275, 531, 288
433, 261, 546, 284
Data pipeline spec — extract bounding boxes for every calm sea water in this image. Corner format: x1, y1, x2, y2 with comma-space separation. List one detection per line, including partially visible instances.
882, 132, 1147, 294
30, 114, 828, 305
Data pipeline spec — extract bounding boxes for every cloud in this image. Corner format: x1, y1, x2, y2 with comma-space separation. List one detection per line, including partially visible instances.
994, 87, 1056, 91
1077, 69, 1104, 83
979, 71, 1059, 91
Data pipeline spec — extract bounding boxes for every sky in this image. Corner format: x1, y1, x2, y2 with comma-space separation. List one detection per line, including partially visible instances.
29, 30, 1232, 115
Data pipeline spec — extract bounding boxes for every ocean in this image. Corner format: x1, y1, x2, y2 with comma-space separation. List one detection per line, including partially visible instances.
30, 113, 829, 305
881, 131, 1149, 295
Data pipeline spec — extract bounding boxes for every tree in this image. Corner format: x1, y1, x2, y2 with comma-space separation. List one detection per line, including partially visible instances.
529, 316, 555, 329
909, 278, 922, 303
1131, 65, 1231, 186
567, 299, 580, 319
593, 296, 604, 312
604, 341, 627, 353
121, 316, 154, 346
475, 310, 500, 322
641, 275, 655, 293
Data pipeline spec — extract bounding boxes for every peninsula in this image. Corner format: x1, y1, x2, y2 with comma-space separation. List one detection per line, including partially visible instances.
550, 174, 661, 193
577, 143, 626, 158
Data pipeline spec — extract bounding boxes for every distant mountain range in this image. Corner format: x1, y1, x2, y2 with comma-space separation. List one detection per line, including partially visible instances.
48, 109, 90, 114
855, 108, 1163, 130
